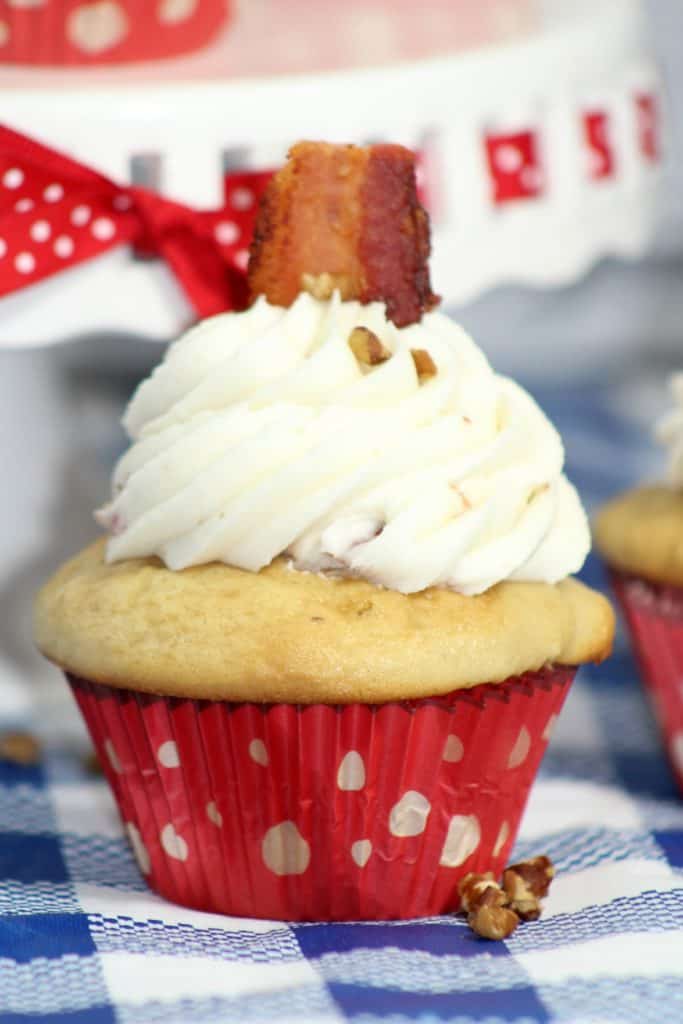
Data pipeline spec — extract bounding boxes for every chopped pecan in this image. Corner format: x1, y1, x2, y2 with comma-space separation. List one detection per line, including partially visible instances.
301, 271, 350, 301
467, 888, 520, 940
503, 856, 555, 921
0, 731, 41, 766
527, 483, 550, 505
459, 871, 503, 913
348, 326, 391, 366
411, 348, 437, 380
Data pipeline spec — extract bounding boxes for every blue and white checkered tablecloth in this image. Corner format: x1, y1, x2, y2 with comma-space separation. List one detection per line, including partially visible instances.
1, 379, 683, 1024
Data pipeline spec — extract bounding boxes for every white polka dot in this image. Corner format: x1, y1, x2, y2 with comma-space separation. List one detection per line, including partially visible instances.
54, 235, 75, 259
249, 738, 269, 766
671, 732, 683, 776
30, 220, 51, 243
493, 819, 510, 858
442, 734, 464, 763
351, 839, 372, 868
214, 220, 240, 246
6, 0, 47, 6
230, 186, 254, 211
507, 726, 531, 769
3, 168, 24, 190
67, 1, 129, 55
521, 166, 542, 191
113, 193, 132, 211
157, 740, 180, 768
157, 0, 198, 24
14, 252, 35, 274
262, 821, 310, 876
104, 738, 122, 774
233, 249, 250, 271
43, 183, 64, 203
389, 790, 431, 837
160, 822, 188, 861
439, 814, 481, 867
0, 21, 9, 46
206, 801, 223, 827
125, 822, 150, 874
0, 238, 7, 259
542, 714, 558, 743
495, 144, 523, 173
14, 198, 34, 214
71, 204, 91, 227
92, 217, 116, 241
337, 751, 365, 791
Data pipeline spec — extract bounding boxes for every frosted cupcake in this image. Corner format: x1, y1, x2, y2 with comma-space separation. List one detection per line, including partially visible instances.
35, 141, 613, 920
595, 373, 683, 794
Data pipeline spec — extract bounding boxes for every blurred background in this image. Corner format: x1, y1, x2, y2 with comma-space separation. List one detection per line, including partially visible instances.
0, 0, 681, 737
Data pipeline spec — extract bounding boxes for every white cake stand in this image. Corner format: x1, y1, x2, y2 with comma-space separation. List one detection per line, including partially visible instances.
0, 0, 663, 347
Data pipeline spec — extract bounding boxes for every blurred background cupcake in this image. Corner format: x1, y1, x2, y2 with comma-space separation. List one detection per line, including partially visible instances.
594, 376, 683, 795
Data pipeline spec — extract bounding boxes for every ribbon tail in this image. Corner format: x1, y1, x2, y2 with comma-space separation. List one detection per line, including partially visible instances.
159, 225, 250, 320
0, 122, 114, 189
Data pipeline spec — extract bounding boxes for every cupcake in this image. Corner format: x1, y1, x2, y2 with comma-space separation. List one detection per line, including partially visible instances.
594, 374, 683, 795
35, 141, 614, 921
0, 0, 229, 66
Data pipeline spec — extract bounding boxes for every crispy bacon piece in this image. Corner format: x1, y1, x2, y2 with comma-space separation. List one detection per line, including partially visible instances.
247, 141, 439, 327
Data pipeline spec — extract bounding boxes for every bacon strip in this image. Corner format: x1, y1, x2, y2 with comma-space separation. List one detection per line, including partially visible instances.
247, 141, 439, 326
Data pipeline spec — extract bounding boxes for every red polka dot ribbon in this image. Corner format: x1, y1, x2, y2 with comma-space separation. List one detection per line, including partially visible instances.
0, 124, 273, 318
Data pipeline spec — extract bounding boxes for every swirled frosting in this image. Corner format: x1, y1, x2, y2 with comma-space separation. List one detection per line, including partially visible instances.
97, 293, 590, 595
655, 373, 683, 488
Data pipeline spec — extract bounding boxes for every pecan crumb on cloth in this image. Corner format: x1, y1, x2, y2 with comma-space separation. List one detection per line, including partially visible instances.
459, 856, 555, 940
0, 731, 42, 765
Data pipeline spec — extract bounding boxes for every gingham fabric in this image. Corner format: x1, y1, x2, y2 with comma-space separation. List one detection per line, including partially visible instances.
2, 379, 683, 1024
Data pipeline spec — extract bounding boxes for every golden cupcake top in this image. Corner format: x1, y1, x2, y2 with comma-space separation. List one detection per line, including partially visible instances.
595, 374, 683, 586
34, 539, 613, 702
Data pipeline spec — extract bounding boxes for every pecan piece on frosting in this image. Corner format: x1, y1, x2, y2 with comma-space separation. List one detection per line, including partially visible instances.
248, 141, 439, 327
411, 348, 437, 380
348, 326, 391, 366
301, 271, 350, 301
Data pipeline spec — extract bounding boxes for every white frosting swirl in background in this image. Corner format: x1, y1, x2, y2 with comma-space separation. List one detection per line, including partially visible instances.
97, 293, 590, 595
655, 372, 683, 487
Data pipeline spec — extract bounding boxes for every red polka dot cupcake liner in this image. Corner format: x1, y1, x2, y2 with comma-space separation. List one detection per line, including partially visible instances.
609, 571, 683, 796
67, 666, 573, 921
0, 0, 229, 66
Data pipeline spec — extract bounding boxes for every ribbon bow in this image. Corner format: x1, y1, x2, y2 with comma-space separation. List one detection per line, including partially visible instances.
0, 124, 274, 317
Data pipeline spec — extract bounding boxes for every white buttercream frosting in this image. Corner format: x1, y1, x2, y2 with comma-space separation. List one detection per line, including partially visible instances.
97, 292, 590, 595
655, 372, 683, 487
